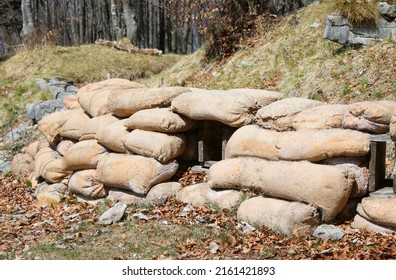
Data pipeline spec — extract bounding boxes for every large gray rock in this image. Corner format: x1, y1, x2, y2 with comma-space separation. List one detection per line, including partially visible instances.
4, 124, 29, 143
98, 202, 127, 225
26, 99, 64, 122
0, 160, 12, 173
313, 224, 345, 240
379, 2, 396, 19
324, 12, 396, 46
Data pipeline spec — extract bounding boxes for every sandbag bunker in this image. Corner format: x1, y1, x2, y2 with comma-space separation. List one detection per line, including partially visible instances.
12, 78, 396, 236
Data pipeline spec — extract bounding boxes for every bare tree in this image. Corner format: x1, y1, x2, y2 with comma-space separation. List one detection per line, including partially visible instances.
21, 0, 34, 37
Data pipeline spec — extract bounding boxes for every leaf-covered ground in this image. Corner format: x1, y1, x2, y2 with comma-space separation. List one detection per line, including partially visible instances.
1, 173, 395, 260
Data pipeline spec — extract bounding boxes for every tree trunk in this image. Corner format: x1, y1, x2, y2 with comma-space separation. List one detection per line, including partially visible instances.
123, 0, 137, 44
21, 0, 34, 37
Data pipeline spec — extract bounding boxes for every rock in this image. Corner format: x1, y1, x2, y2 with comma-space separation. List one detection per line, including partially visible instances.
145, 182, 182, 205
36, 78, 49, 91
378, 2, 396, 19
309, 22, 320, 29
26, 99, 64, 122
5, 124, 29, 143
0, 160, 11, 173
313, 224, 345, 240
98, 202, 127, 225
324, 14, 396, 46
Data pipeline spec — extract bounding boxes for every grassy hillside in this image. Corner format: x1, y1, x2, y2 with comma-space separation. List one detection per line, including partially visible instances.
0, 44, 181, 132
149, 3, 396, 104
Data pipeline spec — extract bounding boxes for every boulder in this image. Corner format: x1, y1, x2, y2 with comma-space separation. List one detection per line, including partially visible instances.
78, 78, 145, 117
59, 109, 91, 140
171, 89, 258, 127
124, 108, 196, 133
123, 130, 186, 163
225, 125, 370, 162
237, 196, 321, 235
95, 119, 129, 153
342, 101, 396, 134
176, 183, 242, 209
98, 202, 127, 225
68, 169, 107, 199
79, 114, 119, 141
35, 182, 67, 197
62, 140, 108, 171
358, 197, 396, 228
108, 87, 189, 117
256, 97, 323, 131
209, 158, 355, 222
352, 214, 396, 233
26, 99, 64, 122
11, 153, 34, 176
292, 104, 348, 130
146, 182, 182, 205
96, 154, 178, 195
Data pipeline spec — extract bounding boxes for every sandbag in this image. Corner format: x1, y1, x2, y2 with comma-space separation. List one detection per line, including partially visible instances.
175, 183, 242, 209
56, 139, 75, 156
108, 87, 189, 117
358, 197, 396, 228
256, 97, 323, 131
123, 130, 186, 163
59, 109, 91, 140
79, 114, 119, 141
237, 196, 321, 235
390, 112, 396, 138
333, 164, 368, 198
225, 125, 371, 162
63, 95, 81, 110
124, 108, 196, 133
78, 78, 145, 117
38, 110, 69, 146
11, 153, 34, 176
96, 154, 178, 195
41, 158, 71, 183
292, 104, 348, 130
26, 140, 49, 159
68, 169, 107, 199
95, 119, 129, 153
227, 88, 283, 108
146, 182, 182, 205
62, 140, 108, 171
34, 147, 61, 179
107, 188, 144, 205
209, 158, 355, 222
352, 214, 396, 233
342, 101, 396, 134
171, 89, 258, 127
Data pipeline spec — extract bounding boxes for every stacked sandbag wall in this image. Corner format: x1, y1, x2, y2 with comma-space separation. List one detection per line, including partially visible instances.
11, 78, 396, 235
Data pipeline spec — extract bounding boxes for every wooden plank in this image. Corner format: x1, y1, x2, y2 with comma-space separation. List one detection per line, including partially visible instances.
198, 122, 204, 164
368, 141, 386, 192
370, 134, 393, 142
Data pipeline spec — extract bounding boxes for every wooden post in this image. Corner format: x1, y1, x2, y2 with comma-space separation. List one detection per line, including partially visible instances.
368, 141, 386, 192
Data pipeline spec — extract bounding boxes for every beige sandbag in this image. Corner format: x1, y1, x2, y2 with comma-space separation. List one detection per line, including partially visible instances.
108, 87, 189, 117
171, 89, 258, 127
63, 95, 81, 110
107, 188, 144, 205
175, 183, 242, 209
292, 104, 348, 130
256, 97, 323, 131
38, 110, 69, 146
342, 101, 396, 134
225, 125, 370, 162
62, 140, 108, 171
359, 197, 396, 228
79, 114, 119, 141
390, 113, 396, 138
60, 109, 91, 140
56, 139, 75, 156
96, 154, 178, 195
352, 214, 396, 233
68, 169, 107, 199
41, 158, 71, 183
34, 147, 61, 179
124, 108, 196, 133
95, 119, 129, 153
78, 78, 145, 117
123, 130, 186, 163
333, 164, 368, 198
227, 88, 283, 108
26, 140, 49, 159
146, 182, 182, 205
237, 196, 321, 235
11, 153, 34, 176
209, 158, 354, 222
